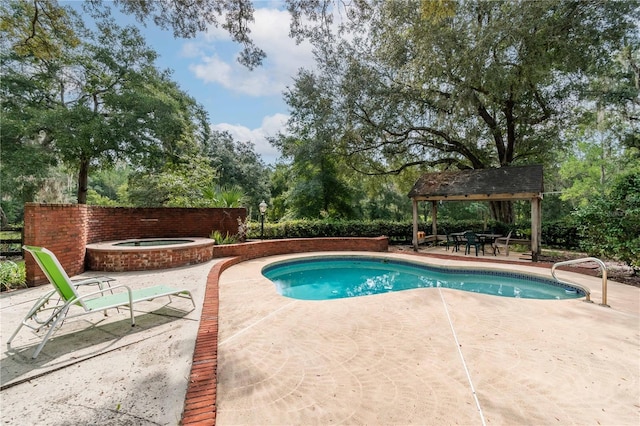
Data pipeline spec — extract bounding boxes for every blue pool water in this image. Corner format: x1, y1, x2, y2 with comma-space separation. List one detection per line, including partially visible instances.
262, 256, 585, 301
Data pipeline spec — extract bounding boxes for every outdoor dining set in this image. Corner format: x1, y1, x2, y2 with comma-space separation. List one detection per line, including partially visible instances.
445, 230, 513, 256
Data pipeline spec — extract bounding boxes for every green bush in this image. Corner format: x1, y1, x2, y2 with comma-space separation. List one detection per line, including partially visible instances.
574, 172, 640, 268
245, 218, 584, 251
0, 260, 26, 291
210, 230, 238, 245
541, 220, 581, 249
247, 219, 506, 242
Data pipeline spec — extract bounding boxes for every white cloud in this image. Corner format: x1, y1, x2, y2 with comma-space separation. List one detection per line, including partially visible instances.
180, 41, 205, 58
212, 113, 289, 164
188, 7, 316, 97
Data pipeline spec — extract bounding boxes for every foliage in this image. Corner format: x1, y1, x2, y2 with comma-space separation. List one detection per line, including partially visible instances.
559, 109, 639, 208
203, 186, 246, 208
246, 218, 498, 242
210, 230, 238, 245
541, 220, 581, 250
573, 172, 640, 268
283, 0, 638, 222
125, 156, 217, 207
245, 217, 582, 251
0, 261, 27, 291
206, 130, 270, 212
85, 0, 265, 68
86, 189, 120, 206
0, 0, 80, 60
87, 164, 130, 205
2, 4, 210, 204
275, 71, 358, 220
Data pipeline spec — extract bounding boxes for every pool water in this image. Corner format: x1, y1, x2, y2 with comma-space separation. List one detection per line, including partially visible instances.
262, 256, 585, 301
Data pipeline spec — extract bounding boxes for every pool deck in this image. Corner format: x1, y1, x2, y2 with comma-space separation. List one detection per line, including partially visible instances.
1, 247, 639, 425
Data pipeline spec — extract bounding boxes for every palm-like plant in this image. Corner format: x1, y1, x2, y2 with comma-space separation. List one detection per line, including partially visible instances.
202, 185, 246, 207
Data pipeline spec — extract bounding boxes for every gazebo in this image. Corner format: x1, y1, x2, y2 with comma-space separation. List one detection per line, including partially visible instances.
407, 165, 544, 260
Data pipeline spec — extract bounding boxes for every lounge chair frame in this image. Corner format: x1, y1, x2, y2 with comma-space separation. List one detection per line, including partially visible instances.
7, 246, 195, 359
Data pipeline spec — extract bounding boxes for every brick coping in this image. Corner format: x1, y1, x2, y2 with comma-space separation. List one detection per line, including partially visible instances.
181, 237, 388, 425
180, 242, 594, 425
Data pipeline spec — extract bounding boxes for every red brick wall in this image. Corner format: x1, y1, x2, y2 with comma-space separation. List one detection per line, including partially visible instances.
211, 237, 389, 260
23, 203, 246, 285
87, 244, 214, 272
23, 204, 89, 284
85, 207, 244, 243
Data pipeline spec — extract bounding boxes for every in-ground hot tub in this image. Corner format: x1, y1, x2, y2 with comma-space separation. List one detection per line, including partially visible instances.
86, 237, 215, 272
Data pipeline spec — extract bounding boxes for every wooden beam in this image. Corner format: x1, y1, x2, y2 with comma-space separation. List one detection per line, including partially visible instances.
412, 199, 419, 251
412, 192, 540, 202
431, 201, 438, 238
531, 197, 542, 261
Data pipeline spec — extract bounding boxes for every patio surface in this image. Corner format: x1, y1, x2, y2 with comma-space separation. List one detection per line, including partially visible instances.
1, 247, 639, 425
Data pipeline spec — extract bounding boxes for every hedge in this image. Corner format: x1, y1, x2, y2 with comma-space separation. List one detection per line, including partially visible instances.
246, 219, 581, 250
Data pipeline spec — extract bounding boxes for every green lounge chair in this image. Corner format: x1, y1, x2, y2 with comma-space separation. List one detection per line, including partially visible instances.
7, 246, 195, 359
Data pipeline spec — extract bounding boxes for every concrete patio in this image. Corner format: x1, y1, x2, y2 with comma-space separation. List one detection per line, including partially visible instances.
1, 249, 639, 425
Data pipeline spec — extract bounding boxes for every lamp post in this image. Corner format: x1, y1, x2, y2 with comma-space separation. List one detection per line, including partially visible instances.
259, 200, 267, 239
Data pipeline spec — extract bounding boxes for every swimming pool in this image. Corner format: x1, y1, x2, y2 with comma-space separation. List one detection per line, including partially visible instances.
262, 256, 586, 300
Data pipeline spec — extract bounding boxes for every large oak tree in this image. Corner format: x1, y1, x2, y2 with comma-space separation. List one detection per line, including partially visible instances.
283, 0, 639, 222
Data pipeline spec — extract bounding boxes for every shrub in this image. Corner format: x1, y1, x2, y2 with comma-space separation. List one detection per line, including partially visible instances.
210, 230, 238, 245
244, 218, 585, 252
574, 172, 640, 268
0, 260, 26, 291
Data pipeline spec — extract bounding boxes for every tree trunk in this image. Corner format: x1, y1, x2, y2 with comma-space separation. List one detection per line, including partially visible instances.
77, 159, 89, 204
489, 200, 514, 224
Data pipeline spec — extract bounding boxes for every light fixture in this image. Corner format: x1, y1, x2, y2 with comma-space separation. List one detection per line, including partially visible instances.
259, 200, 267, 239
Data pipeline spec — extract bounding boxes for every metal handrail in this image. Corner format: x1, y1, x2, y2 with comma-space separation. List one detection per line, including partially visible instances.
551, 257, 608, 307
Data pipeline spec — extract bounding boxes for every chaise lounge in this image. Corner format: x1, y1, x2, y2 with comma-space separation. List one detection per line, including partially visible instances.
7, 245, 195, 358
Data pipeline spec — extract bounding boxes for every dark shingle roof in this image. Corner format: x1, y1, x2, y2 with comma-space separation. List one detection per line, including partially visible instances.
408, 165, 543, 200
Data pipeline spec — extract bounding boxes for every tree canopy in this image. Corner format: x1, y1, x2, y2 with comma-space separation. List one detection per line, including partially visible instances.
280, 0, 638, 222
1, 3, 210, 204
298, 0, 638, 173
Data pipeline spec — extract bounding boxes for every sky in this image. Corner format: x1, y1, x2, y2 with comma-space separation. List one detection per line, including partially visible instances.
72, 1, 318, 165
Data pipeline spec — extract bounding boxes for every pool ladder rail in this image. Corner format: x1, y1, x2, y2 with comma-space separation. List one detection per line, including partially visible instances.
551, 257, 608, 307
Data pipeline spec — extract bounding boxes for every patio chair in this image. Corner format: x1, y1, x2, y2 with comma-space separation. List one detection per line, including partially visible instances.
493, 230, 513, 256
7, 246, 195, 359
463, 231, 484, 256
444, 230, 461, 252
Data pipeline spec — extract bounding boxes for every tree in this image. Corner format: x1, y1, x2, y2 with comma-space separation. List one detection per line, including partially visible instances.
7, 0, 379, 69
559, 118, 629, 208
206, 131, 270, 212
559, 38, 640, 208
85, 0, 265, 69
2, 7, 210, 204
125, 156, 218, 207
274, 71, 356, 219
0, 0, 80, 60
284, 0, 639, 222
574, 172, 640, 269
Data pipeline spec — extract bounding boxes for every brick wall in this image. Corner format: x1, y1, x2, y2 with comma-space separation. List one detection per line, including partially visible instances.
210, 237, 389, 260
23, 204, 89, 284
23, 203, 246, 285
85, 207, 244, 243
86, 244, 215, 272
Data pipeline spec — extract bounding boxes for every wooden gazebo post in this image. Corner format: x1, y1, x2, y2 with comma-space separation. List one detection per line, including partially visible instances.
412, 199, 419, 250
531, 195, 542, 261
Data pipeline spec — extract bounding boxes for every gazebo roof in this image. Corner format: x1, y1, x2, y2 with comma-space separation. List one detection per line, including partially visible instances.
408, 165, 544, 201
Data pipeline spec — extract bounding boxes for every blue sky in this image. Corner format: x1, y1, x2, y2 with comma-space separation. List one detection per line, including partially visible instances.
71, 1, 317, 164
